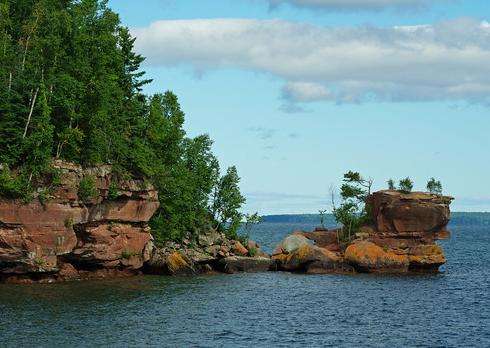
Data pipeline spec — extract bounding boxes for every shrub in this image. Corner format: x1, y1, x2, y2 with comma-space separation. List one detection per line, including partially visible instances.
426, 177, 443, 195
0, 167, 28, 200
108, 181, 119, 200
248, 246, 257, 257
387, 179, 396, 190
78, 176, 97, 202
398, 177, 414, 193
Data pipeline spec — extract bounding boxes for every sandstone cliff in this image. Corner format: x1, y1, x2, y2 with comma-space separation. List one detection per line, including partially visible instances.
273, 190, 453, 274
0, 160, 159, 283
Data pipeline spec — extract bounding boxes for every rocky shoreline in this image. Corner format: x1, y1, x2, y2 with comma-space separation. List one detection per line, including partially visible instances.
0, 162, 453, 284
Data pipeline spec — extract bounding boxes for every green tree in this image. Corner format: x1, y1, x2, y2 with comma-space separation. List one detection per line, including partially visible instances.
212, 166, 246, 238
399, 177, 414, 193
387, 179, 396, 190
332, 171, 373, 244
426, 177, 442, 195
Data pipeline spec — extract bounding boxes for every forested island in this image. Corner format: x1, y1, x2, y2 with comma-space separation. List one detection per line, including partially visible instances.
0, 1, 453, 283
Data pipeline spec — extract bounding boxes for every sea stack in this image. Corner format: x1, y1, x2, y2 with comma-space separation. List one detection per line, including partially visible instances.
272, 190, 454, 274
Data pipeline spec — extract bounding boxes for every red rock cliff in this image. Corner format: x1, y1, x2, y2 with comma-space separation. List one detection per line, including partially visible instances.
0, 160, 159, 281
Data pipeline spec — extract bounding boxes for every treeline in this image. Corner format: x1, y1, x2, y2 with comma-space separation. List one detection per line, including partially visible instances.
0, 0, 245, 242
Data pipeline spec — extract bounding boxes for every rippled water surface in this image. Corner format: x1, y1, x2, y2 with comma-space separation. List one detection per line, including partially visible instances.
1, 213, 489, 347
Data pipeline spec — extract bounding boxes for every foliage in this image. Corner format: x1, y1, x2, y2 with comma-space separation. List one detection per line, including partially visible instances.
387, 179, 396, 190
248, 246, 257, 257
211, 166, 246, 239
426, 177, 443, 195
0, 0, 245, 244
0, 166, 28, 199
398, 177, 414, 193
243, 212, 262, 235
332, 171, 373, 244
78, 175, 97, 202
108, 181, 119, 200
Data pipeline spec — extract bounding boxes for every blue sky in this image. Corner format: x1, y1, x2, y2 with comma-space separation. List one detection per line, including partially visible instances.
108, 0, 490, 214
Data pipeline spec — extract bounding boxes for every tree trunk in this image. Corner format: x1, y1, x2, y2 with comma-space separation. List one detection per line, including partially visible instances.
8, 71, 12, 92
23, 87, 39, 138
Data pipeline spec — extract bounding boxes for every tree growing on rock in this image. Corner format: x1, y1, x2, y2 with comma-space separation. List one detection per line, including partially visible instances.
387, 179, 396, 190
399, 177, 414, 193
211, 166, 246, 239
331, 171, 373, 245
426, 177, 443, 195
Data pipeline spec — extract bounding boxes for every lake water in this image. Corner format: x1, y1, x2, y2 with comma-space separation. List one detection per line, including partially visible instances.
1, 213, 489, 347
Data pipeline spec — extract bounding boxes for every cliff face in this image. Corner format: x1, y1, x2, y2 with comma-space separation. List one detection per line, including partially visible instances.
273, 190, 454, 274
0, 161, 159, 282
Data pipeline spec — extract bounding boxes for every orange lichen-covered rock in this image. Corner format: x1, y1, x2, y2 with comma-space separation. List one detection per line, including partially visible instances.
166, 252, 195, 275
407, 244, 446, 270
344, 241, 409, 273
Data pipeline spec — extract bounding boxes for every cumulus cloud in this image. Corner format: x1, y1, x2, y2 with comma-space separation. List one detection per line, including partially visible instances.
266, 0, 445, 12
132, 17, 490, 104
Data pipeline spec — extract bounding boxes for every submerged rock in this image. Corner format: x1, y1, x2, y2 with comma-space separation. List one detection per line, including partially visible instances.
216, 256, 273, 274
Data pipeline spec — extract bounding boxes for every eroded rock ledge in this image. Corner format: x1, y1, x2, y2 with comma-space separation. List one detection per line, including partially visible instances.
272, 190, 453, 274
0, 160, 160, 283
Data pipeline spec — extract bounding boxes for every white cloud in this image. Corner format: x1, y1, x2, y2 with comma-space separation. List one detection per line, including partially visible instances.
132, 17, 490, 104
282, 82, 333, 102
266, 0, 446, 11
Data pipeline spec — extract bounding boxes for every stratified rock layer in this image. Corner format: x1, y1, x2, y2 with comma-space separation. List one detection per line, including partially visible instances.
273, 190, 453, 274
0, 160, 159, 280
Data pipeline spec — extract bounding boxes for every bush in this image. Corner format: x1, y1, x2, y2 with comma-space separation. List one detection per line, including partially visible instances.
398, 177, 414, 193
78, 176, 97, 202
108, 181, 119, 200
0, 167, 28, 199
387, 179, 396, 190
426, 177, 443, 195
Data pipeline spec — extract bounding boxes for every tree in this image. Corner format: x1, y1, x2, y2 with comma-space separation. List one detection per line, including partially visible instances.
331, 171, 373, 244
212, 166, 246, 238
0, 0, 246, 245
387, 179, 396, 190
426, 177, 443, 195
399, 177, 414, 193
318, 209, 327, 229
243, 212, 262, 236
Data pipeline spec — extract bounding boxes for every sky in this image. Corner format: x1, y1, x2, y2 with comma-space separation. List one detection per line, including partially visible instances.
108, 0, 490, 214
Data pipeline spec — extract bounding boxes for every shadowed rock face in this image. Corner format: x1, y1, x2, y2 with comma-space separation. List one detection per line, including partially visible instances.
272, 190, 453, 274
0, 160, 159, 278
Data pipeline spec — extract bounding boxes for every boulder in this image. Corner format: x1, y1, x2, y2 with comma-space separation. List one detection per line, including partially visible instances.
273, 243, 351, 274
146, 250, 196, 276
216, 256, 273, 274
344, 241, 409, 273
272, 234, 312, 255
297, 229, 341, 251
231, 241, 248, 256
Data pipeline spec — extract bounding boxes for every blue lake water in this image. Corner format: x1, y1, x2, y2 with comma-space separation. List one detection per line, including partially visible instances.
0, 213, 489, 347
